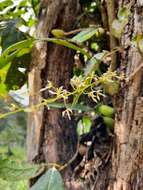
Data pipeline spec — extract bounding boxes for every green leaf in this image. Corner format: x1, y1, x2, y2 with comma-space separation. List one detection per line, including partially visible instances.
0, 38, 31, 95
84, 56, 98, 76
37, 38, 91, 58
77, 116, 92, 136
47, 102, 93, 112
0, 158, 39, 181
72, 27, 104, 43
30, 167, 65, 190
0, 39, 33, 69
0, 0, 13, 12
0, 21, 26, 51
0, 63, 11, 97
5, 53, 30, 91
84, 51, 108, 77
31, 0, 40, 17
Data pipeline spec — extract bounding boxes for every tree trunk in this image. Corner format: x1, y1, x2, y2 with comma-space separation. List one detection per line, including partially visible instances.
27, 0, 79, 183
107, 0, 143, 189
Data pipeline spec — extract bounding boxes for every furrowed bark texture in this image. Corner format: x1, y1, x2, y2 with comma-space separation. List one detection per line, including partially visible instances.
107, 0, 143, 189
27, 0, 79, 181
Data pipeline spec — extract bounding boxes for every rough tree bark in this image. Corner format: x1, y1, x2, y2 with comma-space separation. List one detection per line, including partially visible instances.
107, 0, 143, 189
27, 0, 79, 184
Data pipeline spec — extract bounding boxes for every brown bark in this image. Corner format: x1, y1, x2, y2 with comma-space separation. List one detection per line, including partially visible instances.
27, 0, 79, 183
107, 0, 143, 189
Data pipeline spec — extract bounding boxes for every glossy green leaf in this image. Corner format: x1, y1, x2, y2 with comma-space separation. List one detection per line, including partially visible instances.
37, 38, 91, 58
0, 39, 33, 69
47, 102, 93, 112
30, 167, 65, 190
72, 27, 104, 43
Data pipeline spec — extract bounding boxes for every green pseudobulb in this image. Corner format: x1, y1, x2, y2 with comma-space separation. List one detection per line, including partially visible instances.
103, 116, 114, 131
51, 29, 65, 38
96, 105, 115, 117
